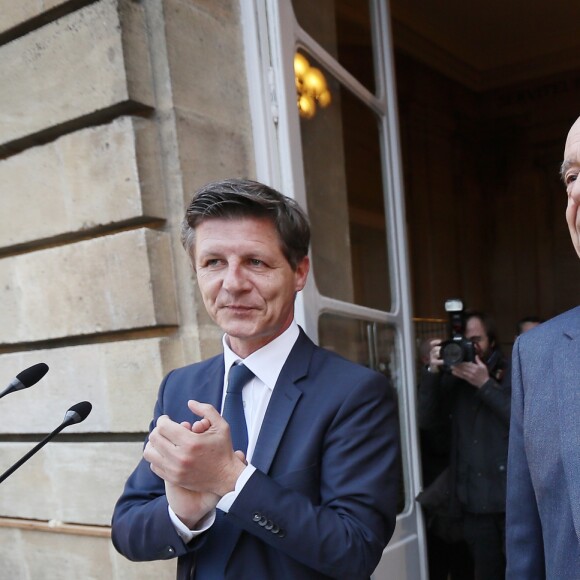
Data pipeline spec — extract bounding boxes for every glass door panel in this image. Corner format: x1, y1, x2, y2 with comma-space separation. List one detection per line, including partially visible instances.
298, 53, 391, 311
291, 0, 376, 93
318, 312, 371, 366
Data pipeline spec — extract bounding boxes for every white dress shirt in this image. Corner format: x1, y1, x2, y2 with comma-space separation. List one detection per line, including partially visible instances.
168, 321, 300, 541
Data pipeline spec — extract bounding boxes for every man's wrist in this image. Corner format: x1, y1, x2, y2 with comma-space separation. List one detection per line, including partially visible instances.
217, 464, 256, 513
168, 504, 215, 542
217, 458, 248, 497
477, 377, 493, 390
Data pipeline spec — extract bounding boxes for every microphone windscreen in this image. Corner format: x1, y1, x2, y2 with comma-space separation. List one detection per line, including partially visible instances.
16, 363, 49, 388
65, 401, 92, 424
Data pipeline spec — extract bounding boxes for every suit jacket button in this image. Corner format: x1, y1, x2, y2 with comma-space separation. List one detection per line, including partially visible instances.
265, 520, 274, 530
278, 529, 286, 538
252, 512, 261, 522
271, 524, 280, 534
259, 516, 268, 526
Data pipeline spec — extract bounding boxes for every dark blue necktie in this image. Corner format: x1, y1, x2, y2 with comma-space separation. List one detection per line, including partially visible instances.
194, 363, 254, 579
222, 363, 253, 454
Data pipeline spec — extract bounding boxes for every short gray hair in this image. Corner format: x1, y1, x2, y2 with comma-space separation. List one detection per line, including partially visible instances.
181, 178, 310, 270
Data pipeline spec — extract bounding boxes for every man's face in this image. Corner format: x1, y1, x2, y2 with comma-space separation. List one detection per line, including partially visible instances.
465, 316, 491, 359
563, 117, 580, 258
193, 217, 309, 358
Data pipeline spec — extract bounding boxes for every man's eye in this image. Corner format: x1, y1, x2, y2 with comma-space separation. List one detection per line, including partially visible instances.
250, 259, 264, 266
566, 173, 578, 185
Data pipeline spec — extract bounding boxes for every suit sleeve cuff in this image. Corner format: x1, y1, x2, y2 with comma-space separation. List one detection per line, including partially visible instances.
216, 464, 257, 513
168, 504, 216, 544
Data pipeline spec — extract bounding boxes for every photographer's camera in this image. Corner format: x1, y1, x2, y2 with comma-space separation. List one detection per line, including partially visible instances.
439, 299, 476, 369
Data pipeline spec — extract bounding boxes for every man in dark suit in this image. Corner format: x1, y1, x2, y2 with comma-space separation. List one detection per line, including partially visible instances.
112, 179, 400, 579
506, 116, 580, 578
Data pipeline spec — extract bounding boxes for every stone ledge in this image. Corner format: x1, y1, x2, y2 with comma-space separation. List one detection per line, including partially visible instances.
0, 521, 175, 579
0, 228, 179, 344
0, 0, 154, 150
0, 1, 77, 38
0, 116, 165, 250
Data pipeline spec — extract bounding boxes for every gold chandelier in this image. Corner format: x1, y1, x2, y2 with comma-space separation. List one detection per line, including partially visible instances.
294, 52, 332, 119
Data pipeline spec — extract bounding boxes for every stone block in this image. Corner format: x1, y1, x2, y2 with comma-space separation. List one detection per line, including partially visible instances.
0, 525, 175, 579
175, 107, 254, 201
0, 337, 186, 433
0, 0, 154, 148
0, 228, 178, 344
0, 0, 70, 36
163, 0, 250, 127
0, 116, 165, 249
0, 442, 143, 525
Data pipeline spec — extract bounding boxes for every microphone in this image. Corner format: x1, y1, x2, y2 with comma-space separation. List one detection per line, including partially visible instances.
0, 401, 92, 485
61, 401, 92, 427
0, 363, 49, 399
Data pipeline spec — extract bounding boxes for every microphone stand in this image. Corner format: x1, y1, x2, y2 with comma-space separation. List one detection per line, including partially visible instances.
0, 420, 72, 485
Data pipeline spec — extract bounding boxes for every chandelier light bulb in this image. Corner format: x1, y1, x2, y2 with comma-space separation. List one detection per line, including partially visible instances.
318, 89, 332, 108
303, 67, 326, 97
294, 52, 310, 80
298, 94, 316, 119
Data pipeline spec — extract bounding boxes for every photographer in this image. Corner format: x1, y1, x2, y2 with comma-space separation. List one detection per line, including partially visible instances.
418, 310, 510, 580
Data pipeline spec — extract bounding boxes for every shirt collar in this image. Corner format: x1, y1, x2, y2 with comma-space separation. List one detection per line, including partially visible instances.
222, 321, 300, 390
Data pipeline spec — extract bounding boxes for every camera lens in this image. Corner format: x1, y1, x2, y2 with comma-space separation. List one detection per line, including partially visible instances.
441, 342, 463, 366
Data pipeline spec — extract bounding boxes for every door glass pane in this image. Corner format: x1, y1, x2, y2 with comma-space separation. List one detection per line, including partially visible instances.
373, 321, 407, 513
318, 312, 372, 367
291, 0, 375, 93
297, 53, 391, 311
318, 313, 406, 513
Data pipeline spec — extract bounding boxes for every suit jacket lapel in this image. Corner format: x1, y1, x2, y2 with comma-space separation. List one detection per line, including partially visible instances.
556, 320, 580, 542
187, 356, 225, 421
250, 330, 313, 473
224, 333, 312, 562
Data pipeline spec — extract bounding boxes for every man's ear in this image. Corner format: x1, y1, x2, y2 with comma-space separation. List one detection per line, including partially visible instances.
294, 255, 310, 292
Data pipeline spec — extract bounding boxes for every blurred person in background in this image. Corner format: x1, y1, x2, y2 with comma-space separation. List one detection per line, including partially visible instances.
418, 311, 510, 580
515, 315, 543, 337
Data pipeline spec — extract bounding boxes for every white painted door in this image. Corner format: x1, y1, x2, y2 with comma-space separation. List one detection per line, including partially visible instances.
241, 1, 427, 578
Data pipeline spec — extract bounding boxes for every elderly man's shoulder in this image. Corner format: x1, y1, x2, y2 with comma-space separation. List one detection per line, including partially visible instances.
518, 305, 580, 347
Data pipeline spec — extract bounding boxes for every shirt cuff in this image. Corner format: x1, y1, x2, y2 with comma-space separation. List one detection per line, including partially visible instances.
216, 464, 257, 513
168, 504, 216, 544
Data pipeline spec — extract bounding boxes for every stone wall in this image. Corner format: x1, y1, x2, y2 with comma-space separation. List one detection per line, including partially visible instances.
0, 0, 255, 577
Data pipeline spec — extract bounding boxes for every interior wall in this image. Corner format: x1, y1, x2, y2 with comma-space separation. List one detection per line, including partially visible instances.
395, 51, 580, 351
